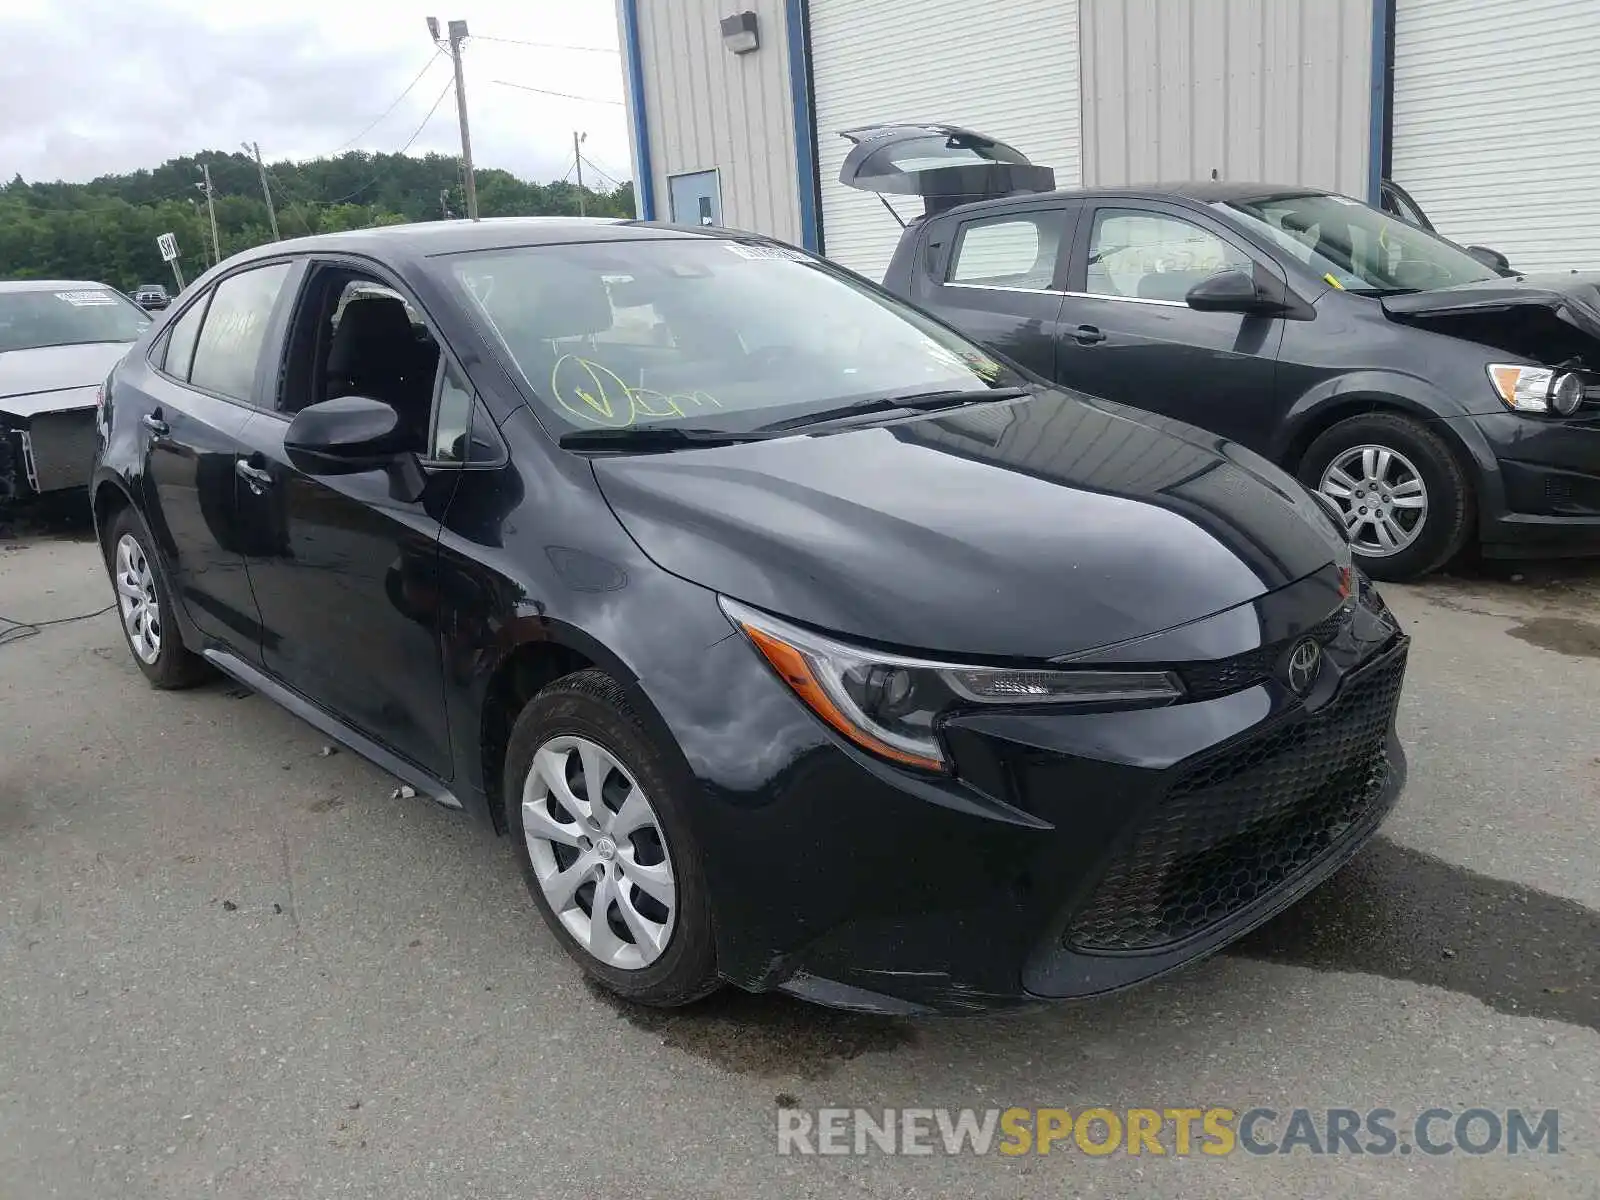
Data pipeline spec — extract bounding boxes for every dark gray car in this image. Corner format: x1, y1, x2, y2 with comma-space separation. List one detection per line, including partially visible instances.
845, 124, 1600, 580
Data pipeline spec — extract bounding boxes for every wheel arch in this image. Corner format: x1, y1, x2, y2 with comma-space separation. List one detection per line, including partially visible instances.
91, 475, 136, 546
473, 620, 687, 836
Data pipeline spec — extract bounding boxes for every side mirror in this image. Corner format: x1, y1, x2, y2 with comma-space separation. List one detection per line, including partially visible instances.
1466, 245, 1512, 273
1185, 269, 1284, 315
285, 395, 414, 474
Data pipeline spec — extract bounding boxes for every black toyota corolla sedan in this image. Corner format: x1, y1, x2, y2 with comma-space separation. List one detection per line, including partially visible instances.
91, 218, 1407, 1014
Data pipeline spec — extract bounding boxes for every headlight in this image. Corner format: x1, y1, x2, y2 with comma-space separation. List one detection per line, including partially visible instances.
1487, 364, 1585, 415
720, 597, 1184, 772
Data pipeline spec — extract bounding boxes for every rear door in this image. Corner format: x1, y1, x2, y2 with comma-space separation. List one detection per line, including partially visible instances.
135, 262, 297, 655
910, 203, 1077, 381
1056, 202, 1287, 451
233, 260, 458, 779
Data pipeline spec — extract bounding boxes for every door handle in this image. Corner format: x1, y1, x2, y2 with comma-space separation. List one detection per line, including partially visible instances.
1072, 325, 1107, 346
140, 413, 169, 436
235, 461, 274, 494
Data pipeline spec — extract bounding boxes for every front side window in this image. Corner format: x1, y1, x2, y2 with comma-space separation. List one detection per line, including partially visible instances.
429, 362, 475, 462
161, 294, 209, 380
0, 287, 150, 353
443, 238, 1015, 435
1221, 192, 1497, 293
1087, 210, 1253, 302
188, 263, 292, 402
947, 212, 1064, 290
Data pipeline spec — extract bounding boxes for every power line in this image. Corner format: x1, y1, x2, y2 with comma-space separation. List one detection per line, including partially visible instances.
493, 79, 623, 106
320, 78, 456, 207
329, 51, 447, 154
579, 153, 625, 189
472, 33, 617, 53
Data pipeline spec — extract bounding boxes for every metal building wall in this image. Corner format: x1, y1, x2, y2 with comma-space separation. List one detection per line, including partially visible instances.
629, 0, 803, 242
1079, 0, 1375, 196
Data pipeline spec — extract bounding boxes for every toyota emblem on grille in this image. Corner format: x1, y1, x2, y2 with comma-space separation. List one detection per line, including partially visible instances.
1284, 637, 1322, 695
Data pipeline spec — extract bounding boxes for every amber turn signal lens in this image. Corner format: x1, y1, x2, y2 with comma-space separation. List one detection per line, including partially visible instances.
739, 624, 947, 772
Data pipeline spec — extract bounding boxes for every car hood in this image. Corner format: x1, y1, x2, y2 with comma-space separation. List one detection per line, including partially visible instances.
1381, 273, 1600, 341
0, 342, 130, 416
591, 391, 1343, 660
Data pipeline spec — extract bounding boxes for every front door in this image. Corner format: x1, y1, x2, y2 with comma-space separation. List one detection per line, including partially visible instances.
136, 263, 295, 654
1056, 203, 1286, 452
913, 204, 1076, 381
668, 170, 722, 226
234, 266, 457, 779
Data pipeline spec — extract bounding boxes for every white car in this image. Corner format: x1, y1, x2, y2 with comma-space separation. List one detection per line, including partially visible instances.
1, 280, 150, 500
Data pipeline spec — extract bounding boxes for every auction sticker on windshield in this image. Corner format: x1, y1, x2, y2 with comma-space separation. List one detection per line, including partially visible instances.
54, 290, 118, 307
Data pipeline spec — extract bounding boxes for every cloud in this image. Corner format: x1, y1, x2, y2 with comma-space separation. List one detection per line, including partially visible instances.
1, 0, 631, 187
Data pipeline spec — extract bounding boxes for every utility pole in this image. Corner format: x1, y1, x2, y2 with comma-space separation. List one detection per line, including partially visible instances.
429, 17, 478, 221
196, 164, 222, 265
188, 199, 210, 267
244, 142, 280, 240
573, 131, 587, 217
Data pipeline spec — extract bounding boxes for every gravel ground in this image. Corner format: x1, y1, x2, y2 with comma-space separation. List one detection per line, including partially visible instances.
2, 510, 1597, 1199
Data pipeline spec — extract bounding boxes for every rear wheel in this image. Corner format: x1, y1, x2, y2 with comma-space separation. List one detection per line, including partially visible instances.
1299, 412, 1472, 581
505, 668, 719, 1007
103, 508, 210, 688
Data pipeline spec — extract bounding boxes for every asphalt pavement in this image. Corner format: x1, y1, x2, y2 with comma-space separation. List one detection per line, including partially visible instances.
2, 511, 1597, 1199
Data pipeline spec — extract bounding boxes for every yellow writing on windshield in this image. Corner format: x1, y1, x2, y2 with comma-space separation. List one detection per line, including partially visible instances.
550, 355, 720, 427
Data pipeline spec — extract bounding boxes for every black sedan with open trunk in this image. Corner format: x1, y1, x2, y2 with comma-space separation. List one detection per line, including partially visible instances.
91, 218, 1406, 1013
846, 122, 1600, 581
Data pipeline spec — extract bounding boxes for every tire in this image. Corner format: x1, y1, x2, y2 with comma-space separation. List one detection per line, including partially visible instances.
1298, 411, 1473, 582
505, 668, 720, 1007
103, 507, 210, 689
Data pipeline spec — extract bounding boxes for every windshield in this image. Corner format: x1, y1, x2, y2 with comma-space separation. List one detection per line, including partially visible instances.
443, 238, 1017, 434
1219, 192, 1501, 293
0, 287, 152, 353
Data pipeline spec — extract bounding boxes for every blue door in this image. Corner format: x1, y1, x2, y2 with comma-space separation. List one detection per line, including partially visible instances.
668, 170, 722, 226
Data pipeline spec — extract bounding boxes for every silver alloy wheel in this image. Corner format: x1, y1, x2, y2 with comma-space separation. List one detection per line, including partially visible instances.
114, 533, 162, 664
521, 734, 676, 970
1318, 444, 1429, 557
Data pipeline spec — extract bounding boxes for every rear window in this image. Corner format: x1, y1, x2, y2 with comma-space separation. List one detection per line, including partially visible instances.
0, 288, 151, 353
445, 238, 1015, 434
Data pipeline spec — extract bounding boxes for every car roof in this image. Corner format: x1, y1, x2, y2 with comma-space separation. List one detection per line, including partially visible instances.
0, 279, 117, 293
224, 217, 727, 267
948, 180, 1334, 218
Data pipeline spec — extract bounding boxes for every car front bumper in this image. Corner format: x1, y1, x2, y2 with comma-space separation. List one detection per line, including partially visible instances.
1448, 411, 1600, 557
662, 574, 1408, 1014
1, 404, 98, 499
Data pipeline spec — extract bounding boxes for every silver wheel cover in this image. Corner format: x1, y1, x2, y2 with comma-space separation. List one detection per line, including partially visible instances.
522, 734, 677, 970
114, 533, 162, 664
1318, 444, 1429, 557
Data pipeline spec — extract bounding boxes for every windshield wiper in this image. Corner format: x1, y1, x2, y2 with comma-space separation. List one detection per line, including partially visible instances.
758, 386, 1029, 433
558, 425, 772, 451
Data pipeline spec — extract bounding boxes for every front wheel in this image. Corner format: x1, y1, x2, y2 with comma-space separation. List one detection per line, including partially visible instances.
505, 668, 720, 1007
1298, 412, 1473, 581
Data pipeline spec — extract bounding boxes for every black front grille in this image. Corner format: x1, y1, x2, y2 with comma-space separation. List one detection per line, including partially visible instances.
1066, 644, 1406, 953
1179, 607, 1348, 700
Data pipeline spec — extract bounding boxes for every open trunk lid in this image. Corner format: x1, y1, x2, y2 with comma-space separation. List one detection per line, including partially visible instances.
837, 123, 1056, 219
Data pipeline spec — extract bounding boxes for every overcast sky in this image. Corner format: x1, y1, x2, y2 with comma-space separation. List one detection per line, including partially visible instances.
1, 0, 632, 189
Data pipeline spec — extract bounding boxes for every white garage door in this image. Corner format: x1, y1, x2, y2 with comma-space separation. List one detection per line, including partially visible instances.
1393, 0, 1600, 273
807, 0, 1082, 281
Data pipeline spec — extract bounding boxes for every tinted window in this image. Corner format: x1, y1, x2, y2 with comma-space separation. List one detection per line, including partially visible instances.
0, 287, 151, 353
1087, 210, 1253, 302
161, 296, 208, 380
429, 362, 474, 462
446, 239, 1017, 436
947, 212, 1064, 289
189, 263, 291, 402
